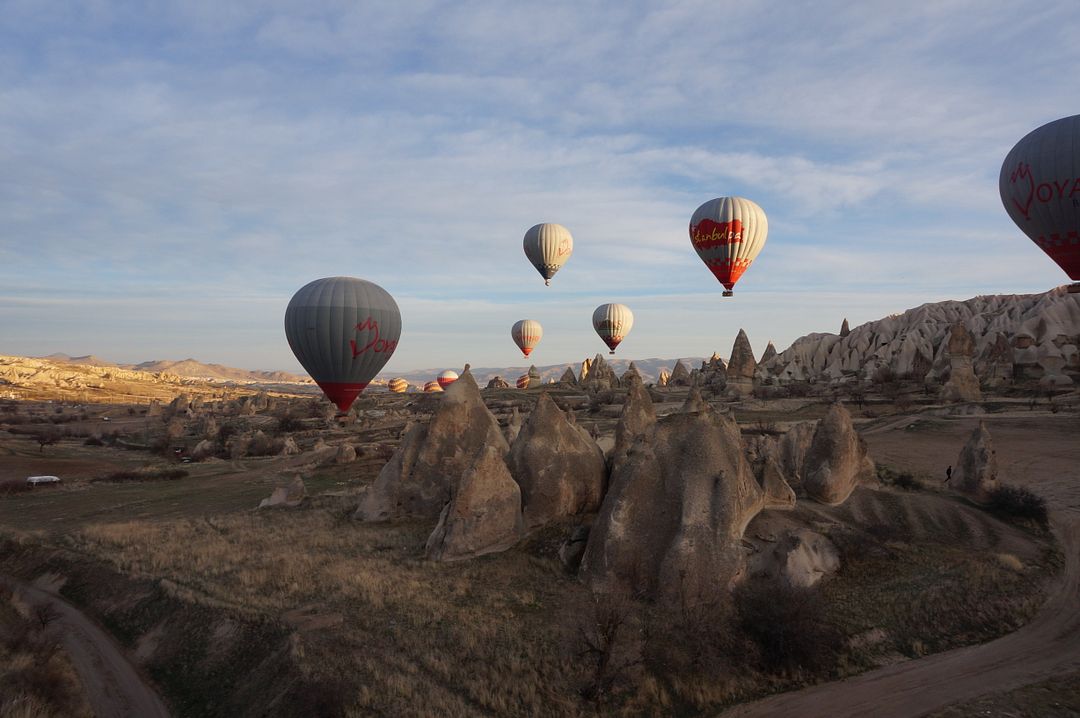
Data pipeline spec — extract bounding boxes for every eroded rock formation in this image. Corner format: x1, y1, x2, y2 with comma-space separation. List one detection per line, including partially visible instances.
802, 403, 875, 505
952, 421, 999, 503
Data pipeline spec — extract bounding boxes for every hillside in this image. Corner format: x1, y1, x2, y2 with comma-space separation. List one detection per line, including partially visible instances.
760, 286, 1080, 387
378, 356, 709, 387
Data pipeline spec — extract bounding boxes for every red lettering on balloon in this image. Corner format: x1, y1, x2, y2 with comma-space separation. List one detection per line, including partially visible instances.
1071, 179, 1080, 197
1036, 183, 1054, 202
349, 317, 398, 357
1008, 162, 1035, 219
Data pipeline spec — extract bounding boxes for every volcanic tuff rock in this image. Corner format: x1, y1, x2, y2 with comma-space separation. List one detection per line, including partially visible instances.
668, 360, 691, 387
657, 369, 671, 387
192, 439, 216, 461
486, 376, 510, 389
335, 443, 357, 464
508, 392, 607, 530
425, 446, 525, 561
258, 475, 306, 509
559, 367, 578, 385
760, 341, 777, 364
840, 318, 850, 338
754, 455, 796, 510
581, 401, 765, 603
758, 287, 1080, 386
727, 329, 757, 396
802, 403, 875, 505
621, 362, 642, 385
941, 323, 983, 402
778, 422, 816, 492
750, 528, 840, 588
355, 370, 508, 522
952, 422, 999, 503
611, 379, 656, 475
580, 354, 619, 391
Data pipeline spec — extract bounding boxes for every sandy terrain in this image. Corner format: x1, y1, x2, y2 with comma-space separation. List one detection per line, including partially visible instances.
727, 409, 1080, 717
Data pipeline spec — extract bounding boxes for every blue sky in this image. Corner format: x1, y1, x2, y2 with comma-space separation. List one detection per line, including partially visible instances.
2, 1, 1077, 374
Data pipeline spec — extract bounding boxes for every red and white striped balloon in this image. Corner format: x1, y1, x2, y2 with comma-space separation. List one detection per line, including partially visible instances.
689, 197, 768, 297
511, 319, 543, 357
592, 303, 633, 354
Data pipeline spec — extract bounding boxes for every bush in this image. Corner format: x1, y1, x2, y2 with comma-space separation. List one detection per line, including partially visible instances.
892, 472, 922, 491
92, 468, 189, 483
733, 579, 842, 678
987, 484, 1049, 527
84, 435, 105, 446
275, 416, 305, 434
0, 478, 32, 495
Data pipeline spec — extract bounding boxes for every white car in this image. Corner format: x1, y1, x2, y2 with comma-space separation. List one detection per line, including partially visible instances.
26, 475, 61, 485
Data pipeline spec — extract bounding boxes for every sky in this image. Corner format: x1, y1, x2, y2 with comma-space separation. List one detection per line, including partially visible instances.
2, 1, 1078, 375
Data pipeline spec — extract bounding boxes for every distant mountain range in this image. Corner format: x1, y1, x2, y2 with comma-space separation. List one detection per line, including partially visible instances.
39, 354, 308, 384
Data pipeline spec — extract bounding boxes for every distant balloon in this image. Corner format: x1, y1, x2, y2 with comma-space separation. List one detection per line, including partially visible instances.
1000, 114, 1080, 282
523, 223, 573, 286
511, 319, 543, 357
285, 276, 401, 413
424, 380, 443, 393
437, 370, 459, 389
516, 374, 531, 389
592, 303, 633, 354
689, 197, 768, 296
388, 377, 408, 394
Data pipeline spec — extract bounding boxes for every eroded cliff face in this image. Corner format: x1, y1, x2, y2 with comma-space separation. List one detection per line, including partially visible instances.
757, 287, 1080, 387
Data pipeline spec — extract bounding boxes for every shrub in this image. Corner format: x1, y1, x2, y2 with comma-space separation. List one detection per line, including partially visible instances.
92, 468, 189, 483
892, 472, 922, 491
733, 579, 842, 678
84, 435, 105, 446
275, 416, 305, 434
987, 484, 1049, 527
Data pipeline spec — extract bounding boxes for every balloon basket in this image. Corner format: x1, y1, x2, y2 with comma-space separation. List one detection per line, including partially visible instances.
1068, 283, 1080, 294
722, 290, 733, 297
609, 350, 615, 355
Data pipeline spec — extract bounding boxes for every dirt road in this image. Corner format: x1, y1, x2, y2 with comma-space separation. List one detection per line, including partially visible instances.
727, 412, 1080, 717
2, 575, 170, 718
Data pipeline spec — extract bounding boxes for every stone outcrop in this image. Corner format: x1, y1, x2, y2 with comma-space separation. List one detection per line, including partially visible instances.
580, 354, 619, 391
191, 439, 216, 461
840, 318, 850, 338
611, 379, 656, 475
258, 475, 306, 509
508, 393, 606, 530
621, 362, 641, 386
580, 403, 765, 603
750, 528, 840, 588
668, 360, 691, 387
758, 287, 1080, 387
657, 369, 671, 387
802, 403, 875, 505
277, 436, 300, 456
760, 341, 777, 364
580, 357, 592, 383
355, 370, 508, 522
727, 329, 757, 396
487, 376, 510, 389
425, 446, 524, 561
335, 443, 357, 464
754, 455, 796, 509
559, 367, 578, 385
778, 422, 815, 492
941, 323, 982, 402
952, 421, 999, 503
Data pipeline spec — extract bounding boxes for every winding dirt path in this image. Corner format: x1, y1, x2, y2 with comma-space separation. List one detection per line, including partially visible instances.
2, 575, 170, 718
727, 413, 1080, 717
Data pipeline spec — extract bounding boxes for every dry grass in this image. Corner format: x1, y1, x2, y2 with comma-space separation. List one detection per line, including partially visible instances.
0, 588, 92, 718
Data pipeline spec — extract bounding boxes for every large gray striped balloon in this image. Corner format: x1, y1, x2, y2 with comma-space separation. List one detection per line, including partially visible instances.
1000, 114, 1080, 281
284, 277, 401, 412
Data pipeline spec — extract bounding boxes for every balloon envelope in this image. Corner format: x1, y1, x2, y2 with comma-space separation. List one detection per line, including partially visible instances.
511, 319, 543, 357
523, 223, 573, 285
689, 197, 768, 296
424, 380, 443, 393
388, 378, 408, 394
592, 303, 634, 354
284, 277, 401, 412
516, 374, 530, 389
437, 370, 459, 389
1000, 114, 1080, 281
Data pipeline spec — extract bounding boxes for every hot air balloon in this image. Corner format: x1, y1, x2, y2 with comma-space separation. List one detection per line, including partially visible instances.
437, 370, 459, 389
523, 223, 573, 286
516, 374, 531, 389
511, 319, 543, 357
689, 197, 768, 297
592, 303, 633, 354
388, 377, 408, 394
1000, 114, 1080, 288
424, 380, 443, 393
285, 277, 401, 413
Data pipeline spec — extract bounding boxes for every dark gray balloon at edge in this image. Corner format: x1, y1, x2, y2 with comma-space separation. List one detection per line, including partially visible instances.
284, 277, 401, 412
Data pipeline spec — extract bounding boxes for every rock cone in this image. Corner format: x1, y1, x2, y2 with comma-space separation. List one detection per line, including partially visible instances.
802, 403, 875, 505
952, 421, 999, 503
425, 446, 524, 561
508, 392, 606, 530
355, 370, 508, 522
